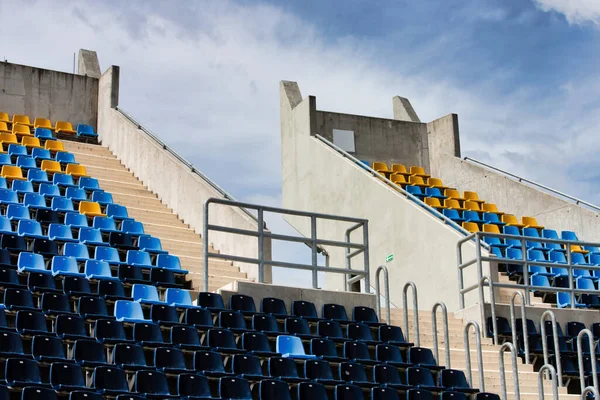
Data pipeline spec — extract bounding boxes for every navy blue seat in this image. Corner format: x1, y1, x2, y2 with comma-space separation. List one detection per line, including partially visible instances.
2, 269, 26, 289
171, 325, 205, 350
32, 239, 58, 258
50, 362, 87, 391
261, 297, 288, 317
268, 356, 306, 383
407, 367, 444, 392
56, 315, 87, 340
73, 339, 110, 367
375, 344, 411, 367
232, 354, 268, 380
2, 233, 27, 253
352, 306, 383, 326
16, 310, 49, 335
98, 280, 127, 301
32, 335, 67, 363
407, 389, 434, 400
323, 303, 349, 322
151, 304, 181, 326
5, 358, 48, 388
372, 363, 409, 389
193, 350, 232, 377
184, 308, 214, 329
118, 265, 148, 285
441, 393, 468, 400
133, 322, 164, 347
440, 369, 479, 393
205, 328, 242, 353
344, 341, 376, 364
298, 382, 327, 400
372, 388, 400, 400
0, 331, 27, 358
5, 288, 37, 311
285, 317, 314, 339
109, 232, 135, 250
113, 343, 147, 371
68, 392, 103, 400
310, 338, 345, 362
317, 320, 347, 343
218, 311, 249, 333
257, 379, 291, 400
230, 294, 257, 315
409, 347, 443, 369
339, 362, 376, 388
92, 366, 130, 396
378, 325, 412, 347
21, 387, 57, 400
334, 384, 364, 400
292, 300, 319, 321
304, 359, 343, 385
252, 313, 279, 335
62, 276, 92, 297
155, 347, 193, 374
219, 377, 252, 400
197, 292, 226, 311
346, 323, 377, 345
177, 373, 212, 400
35, 209, 59, 226
149, 267, 179, 287
241, 332, 278, 357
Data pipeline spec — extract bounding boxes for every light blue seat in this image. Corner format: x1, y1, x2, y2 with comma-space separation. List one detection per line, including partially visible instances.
34, 128, 55, 141
23, 193, 50, 210
121, 220, 145, 235
530, 275, 551, 294
0, 216, 13, 234
8, 144, 27, 158
53, 173, 76, 188
126, 251, 153, 268
483, 234, 509, 249
51, 256, 85, 277
0, 154, 12, 166
91, 191, 113, 205
76, 124, 97, 138
63, 243, 90, 262
572, 253, 591, 266
48, 223, 77, 243
51, 197, 74, 212
17, 252, 48, 274
464, 210, 485, 224
0, 177, 7, 189
78, 177, 102, 191
114, 300, 151, 323
93, 216, 118, 233
138, 236, 167, 255
31, 148, 53, 161
16, 156, 37, 170
84, 260, 117, 281
557, 292, 588, 309
523, 228, 546, 251
64, 212, 88, 228
165, 288, 193, 307
550, 251, 567, 264
17, 220, 45, 239
65, 187, 87, 201
490, 246, 504, 258
7, 204, 31, 221
106, 204, 131, 220
28, 169, 49, 184
503, 225, 523, 248
12, 180, 34, 195
78, 227, 106, 246
132, 284, 164, 305
39, 183, 61, 198
156, 254, 185, 272
0, 188, 19, 205
95, 246, 125, 265
276, 335, 316, 359
55, 152, 78, 165
561, 231, 580, 241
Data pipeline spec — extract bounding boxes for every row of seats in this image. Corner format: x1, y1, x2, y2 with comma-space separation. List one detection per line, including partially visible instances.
0, 152, 77, 168
1, 164, 86, 182
0, 135, 66, 153
0, 112, 97, 137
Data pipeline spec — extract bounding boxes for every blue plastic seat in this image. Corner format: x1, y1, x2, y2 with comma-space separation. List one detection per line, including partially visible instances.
77, 296, 111, 320
241, 332, 278, 357
304, 359, 343, 386
154, 347, 192, 374
0, 177, 7, 189
106, 204, 131, 220
40, 292, 74, 316
463, 210, 485, 224
378, 325, 412, 347
32, 335, 67, 363
93, 216, 118, 232
0, 216, 13, 234
115, 300, 151, 322
84, 260, 116, 280
24, 193, 50, 211
38, 183, 61, 198
156, 254, 185, 272
277, 335, 316, 359
4, 288, 37, 311
48, 223, 77, 242
193, 350, 231, 377
205, 328, 242, 353
310, 338, 344, 362
8, 144, 28, 158
51, 256, 84, 277
5, 358, 47, 388
442, 209, 466, 223
95, 246, 125, 265
376, 344, 410, 367
63, 243, 90, 261
16, 310, 49, 335
185, 308, 214, 328
344, 341, 376, 365
17, 156, 38, 170
347, 323, 377, 344
133, 322, 165, 347
482, 212, 505, 226
132, 284, 164, 304
0, 189, 18, 206
230, 294, 257, 315
7, 204, 31, 221
219, 377, 252, 400
53, 173, 76, 188
317, 320, 346, 342
1, 268, 24, 289
557, 292, 588, 309
440, 369, 479, 393
50, 196, 74, 212
170, 325, 204, 350
406, 367, 443, 391
0, 154, 11, 166
34, 128, 55, 141
65, 212, 88, 228
165, 288, 193, 307
523, 227, 546, 251
50, 362, 87, 391
218, 311, 249, 333
541, 230, 566, 252
92, 366, 130, 396
94, 320, 130, 345
261, 297, 288, 317
138, 235, 167, 254
178, 373, 212, 399
65, 187, 87, 201
32, 148, 53, 161
91, 191, 113, 205
78, 227, 106, 246
55, 315, 88, 340
13, 180, 34, 194
17, 252, 48, 274
405, 185, 426, 199
503, 225, 523, 247
298, 382, 328, 400
121, 220, 145, 235
339, 362, 375, 388
78, 177, 101, 191
285, 317, 314, 338
55, 152, 78, 165
335, 384, 365, 400
268, 356, 307, 383
126, 251, 153, 267
0, 331, 25, 358
77, 124, 97, 138
292, 300, 318, 320
424, 187, 446, 199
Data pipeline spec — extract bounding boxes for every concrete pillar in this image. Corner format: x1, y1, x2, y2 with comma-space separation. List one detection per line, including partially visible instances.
393, 96, 421, 122
426, 113, 461, 177
77, 49, 101, 79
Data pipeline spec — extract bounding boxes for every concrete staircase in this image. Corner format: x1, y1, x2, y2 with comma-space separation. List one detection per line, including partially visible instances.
388, 308, 576, 400
62, 141, 248, 292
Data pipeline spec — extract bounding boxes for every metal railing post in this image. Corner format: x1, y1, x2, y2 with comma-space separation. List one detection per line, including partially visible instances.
567, 245, 575, 309
577, 329, 598, 393
540, 310, 562, 386
362, 222, 370, 292
432, 302, 450, 369
520, 238, 529, 300
402, 282, 420, 347
479, 275, 497, 343
582, 386, 600, 400
375, 266, 390, 324
203, 200, 210, 292
510, 291, 529, 364
258, 208, 265, 284
499, 342, 520, 400
464, 321, 485, 392
538, 364, 559, 400
457, 241, 465, 309
310, 215, 318, 289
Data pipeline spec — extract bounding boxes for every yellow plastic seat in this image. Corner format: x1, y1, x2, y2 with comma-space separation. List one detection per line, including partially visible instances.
34, 118, 53, 130
464, 191, 485, 204
1, 166, 26, 181
55, 121, 77, 134
41, 160, 62, 173
569, 244, 589, 254
427, 177, 449, 190
0, 133, 18, 145
482, 203, 504, 215
21, 137, 42, 149
425, 197, 445, 210
79, 201, 106, 218
483, 224, 501, 234
0, 122, 9, 134
521, 216, 544, 230
409, 166, 430, 178
502, 214, 526, 228
45, 140, 64, 152
444, 199, 466, 211
444, 189, 466, 201
0, 112, 9, 124
408, 175, 429, 188
12, 124, 32, 137
12, 114, 33, 127
390, 174, 407, 187
391, 164, 411, 177
462, 222, 480, 233
65, 164, 87, 178
464, 200, 482, 211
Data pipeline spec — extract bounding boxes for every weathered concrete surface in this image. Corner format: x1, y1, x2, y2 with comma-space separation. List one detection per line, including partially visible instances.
77, 49, 101, 79
97, 66, 271, 283
280, 81, 488, 311
393, 96, 421, 122
0, 61, 98, 128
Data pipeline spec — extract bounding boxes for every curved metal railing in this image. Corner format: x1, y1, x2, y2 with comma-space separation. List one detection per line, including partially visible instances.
375, 265, 391, 324
537, 364, 559, 400
464, 321, 485, 392
403, 281, 420, 347
432, 302, 451, 369
499, 342, 520, 400
509, 291, 529, 364
540, 310, 562, 386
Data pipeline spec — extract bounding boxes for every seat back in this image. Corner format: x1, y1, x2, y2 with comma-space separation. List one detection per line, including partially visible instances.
276, 335, 308, 356
133, 322, 163, 344
372, 387, 400, 400
92, 366, 129, 392
269, 356, 300, 379
16, 310, 49, 333
6, 358, 42, 385
165, 288, 192, 306
340, 362, 368, 382
344, 341, 371, 361
304, 359, 335, 380
261, 297, 287, 316
258, 379, 292, 400
206, 328, 236, 349
171, 325, 202, 347
310, 338, 338, 358
317, 320, 344, 339
230, 294, 257, 313
252, 314, 278, 333
193, 350, 225, 373
22, 387, 57, 400
197, 292, 225, 309
78, 296, 109, 318
154, 347, 187, 370
177, 373, 211, 398
347, 323, 373, 341
132, 284, 160, 303
219, 311, 247, 330
73, 339, 107, 364
50, 362, 85, 388
285, 317, 311, 335
407, 367, 436, 386
55, 315, 86, 337
150, 304, 179, 324
184, 308, 214, 327
242, 332, 271, 353
219, 377, 252, 400
114, 300, 146, 321
298, 382, 328, 400
374, 363, 403, 384
232, 354, 263, 375
292, 300, 317, 319
375, 344, 404, 363
353, 306, 378, 324
335, 384, 364, 400
114, 343, 146, 367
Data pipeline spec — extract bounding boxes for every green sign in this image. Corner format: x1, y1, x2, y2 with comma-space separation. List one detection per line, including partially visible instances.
385, 254, 394, 263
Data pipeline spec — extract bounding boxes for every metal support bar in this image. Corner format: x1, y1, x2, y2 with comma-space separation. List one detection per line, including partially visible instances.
538, 364, 559, 400
479, 275, 497, 343
464, 321, 485, 392
510, 291, 529, 364
540, 310, 563, 386
432, 302, 451, 369
403, 282, 420, 347
582, 387, 599, 400
577, 329, 598, 393
499, 342, 520, 400
375, 265, 391, 324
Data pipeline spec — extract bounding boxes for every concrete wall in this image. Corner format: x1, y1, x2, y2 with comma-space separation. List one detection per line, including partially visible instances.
0, 61, 98, 128
280, 81, 488, 311
97, 66, 270, 283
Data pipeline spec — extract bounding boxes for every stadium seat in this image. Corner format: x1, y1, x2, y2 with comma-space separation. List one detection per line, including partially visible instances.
63, 276, 91, 297
285, 317, 314, 338
32, 148, 52, 162
372, 162, 390, 174
97, 322, 133, 345
170, 325, 205, 350
177, 373, 212, 400
55, 121, 77, 134
5, 358, 46, 388
344, 341, 375, 364
372, 387, 400, 400
119, 265, 147, 284
0, 331, 26, 358
63, 243, 90, 262
78, 296, 112, 319
79, 201, 105, 217
4, 288, 36, 311
155, 347, 192, 374
138, 235, 167, 255
409, 347, 443, 369
0, 121, 8, 133
408, 176, 428, 188
55, 152, 78, 165
390, 174, 407, 187
2, 165, 26, 181
198, 292, 226, 311
501, 214, 525, 228
16, 310, 49, 335
277, 335, 316, 359
241, 332, 278, 357
310, 338, 345, 362
219, 377, 252, 400
17, 252, 47, 274
232, 354, 268, 380
0, 189, 18, 205
379, 325, 412, 347
41, 160, 62, 174
98, 280, 127, 301
3, 233, 28, 254
35, 128, 55, 141
12, 125, 32, 139
50, 362, 87, 391
45, 140, 64, 152
66, 164, 87, 178
464, 191, 484, 203
522, 216, 544, 230
298, 382, 328, 400
218, 310, 249, 333
90, 191, 112, 206
462, 222, 479, 233
444, 199, 466, 211
261, 297, 288, 316
407, 367, 444, 391
317, 320, 346, 342
132, 284, 164, 304
257, 379, 292, 400
335, 384, 366, 400
373, 363, 409, 389
40, 184, 62, 199
347, 323, 377, 344
55, 315, 87, 340
51, 256, 84, 277
269, 356, 306, 383
292, 300, 319, 320
92, 366, 130, 396
22, 137, 42, 149
424, 197, 444, 210
205, 328, 241, 353
114, 300, 151, 323
17, 156, 39, 170
32, 335, 67, 363
2, 268, 25, 289
305, 359, 343, 386
185, 308, 214, 328
41, 293, 74, 316
69, 392, 103, 400
121, 220, 145, 235
78, 177, 100, 191
323, 303, 349, 322
106, 204, 131, 221
133, 322, 165, 347
193, 350, 232, 377
151, 304, 180, 326
464, 210, 485, 224
53, 172, 75, 188
252, 314, 279, 335
440, 369, 479, 393
76, 124, 97, 138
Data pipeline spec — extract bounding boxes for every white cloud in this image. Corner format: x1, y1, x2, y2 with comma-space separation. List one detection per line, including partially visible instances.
533, 0, 600, 25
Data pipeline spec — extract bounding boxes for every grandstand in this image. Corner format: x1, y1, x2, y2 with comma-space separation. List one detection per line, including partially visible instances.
0, 49, 592, 400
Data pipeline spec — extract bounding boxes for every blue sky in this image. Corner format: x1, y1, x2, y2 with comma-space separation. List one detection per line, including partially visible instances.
0, 0, 599, 286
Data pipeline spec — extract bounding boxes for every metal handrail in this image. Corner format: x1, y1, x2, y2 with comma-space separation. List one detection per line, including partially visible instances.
464, 321, 485, 392
463, 157, 600, 213
510, 291, 529, 364
577, 329, 598, 393
479, 276, 497, 343
375, 265, 391, 324
114, 107, 257, 222
499, 342, 520, 400
538, 364, 559, 400
582, 386, 599, 400
315, 134, 484, 240
432, 302, 451, 369
402, 282, 420, 347
540, 310, 562, 386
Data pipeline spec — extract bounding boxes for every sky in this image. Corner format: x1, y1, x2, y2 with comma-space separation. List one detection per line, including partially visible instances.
0, 0, 599, 287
